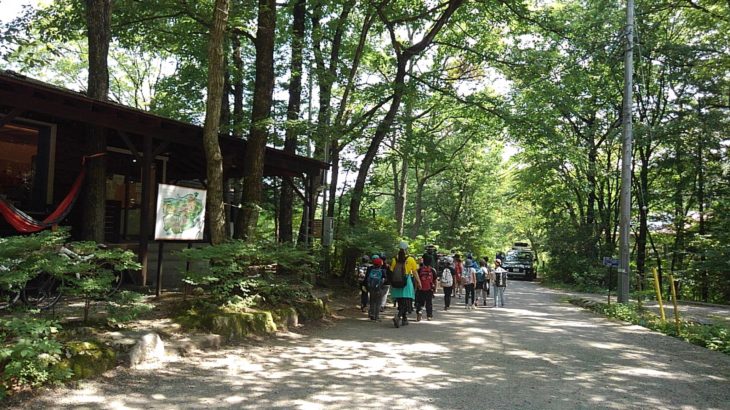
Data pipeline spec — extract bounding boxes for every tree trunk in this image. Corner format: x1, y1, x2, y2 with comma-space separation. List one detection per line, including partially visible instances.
395, 156, 408, 235
697, 128, 708, 301
81, 0, 112, 242
202, 0, 230, 245
278, 0, 305, 243
234, 0, 276, 240
327, 144, 340, 218
232, 35, 244, 138
412, 179, 426, 237
219, 67, 231, 130
636, 149, 650, 283
671, 145, 685, 273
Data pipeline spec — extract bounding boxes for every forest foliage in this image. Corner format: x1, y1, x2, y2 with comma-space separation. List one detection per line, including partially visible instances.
1, 0, 728, 302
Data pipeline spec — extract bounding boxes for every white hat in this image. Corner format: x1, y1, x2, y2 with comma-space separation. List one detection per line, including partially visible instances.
398, 241, 409, 250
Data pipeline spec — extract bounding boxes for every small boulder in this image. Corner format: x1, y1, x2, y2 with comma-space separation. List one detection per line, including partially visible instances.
128, 332, 165, 368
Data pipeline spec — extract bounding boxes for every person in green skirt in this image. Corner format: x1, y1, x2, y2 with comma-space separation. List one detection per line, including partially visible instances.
389, 242, 421, 328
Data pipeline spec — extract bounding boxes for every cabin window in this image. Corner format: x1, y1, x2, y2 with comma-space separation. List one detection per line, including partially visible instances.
0, 121, 52, 211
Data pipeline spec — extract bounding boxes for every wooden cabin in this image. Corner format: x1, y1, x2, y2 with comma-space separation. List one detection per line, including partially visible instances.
0, 70, 328, 289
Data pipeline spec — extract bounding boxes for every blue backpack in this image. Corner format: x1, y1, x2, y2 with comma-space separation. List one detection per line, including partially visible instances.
368, 267, 384, 290
476, 267, 486, 282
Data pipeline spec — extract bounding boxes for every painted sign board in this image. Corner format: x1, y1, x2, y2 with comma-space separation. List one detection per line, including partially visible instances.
154, 184, 206, 240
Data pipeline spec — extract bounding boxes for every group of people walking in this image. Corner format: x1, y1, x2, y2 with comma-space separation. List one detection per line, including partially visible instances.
358, 243, 509, 328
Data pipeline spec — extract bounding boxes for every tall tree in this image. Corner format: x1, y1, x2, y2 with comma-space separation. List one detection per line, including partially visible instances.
278, 0, 306, 243
234, 0, 276, 240
348, 0, 465, 226
81, 0, 112, 242
202, 0, 231, 244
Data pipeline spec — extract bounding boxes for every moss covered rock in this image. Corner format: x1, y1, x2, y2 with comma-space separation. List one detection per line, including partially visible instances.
205, 311, 277, 341
296, 299, 328, 322
272, 306, 299, 329
175, 298, 326, 340
55, 341, 116, 380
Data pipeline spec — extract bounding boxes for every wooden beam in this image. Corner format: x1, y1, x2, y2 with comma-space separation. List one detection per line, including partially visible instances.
0, 107, 25, 127
283, 176, 306, 202
153, 141, 170, 157
118, 131, 142, 160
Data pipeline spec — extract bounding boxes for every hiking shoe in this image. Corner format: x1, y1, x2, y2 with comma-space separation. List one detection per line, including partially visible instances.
402, 319, 409, 326
393, 317, 400, 328
427, 316, 432, 321
417, 313, 422, 322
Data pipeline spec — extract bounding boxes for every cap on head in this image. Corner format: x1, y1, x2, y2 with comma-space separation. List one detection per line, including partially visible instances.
399, 241, 409, 250
371, 254, 380, 260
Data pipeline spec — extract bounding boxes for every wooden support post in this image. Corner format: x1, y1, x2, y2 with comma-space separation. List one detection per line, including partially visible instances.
307, 173, 317, 247
301, 175, 309, 246
138, 136, 153, 286
669, 274, 681, 334
156, 241, 165, 297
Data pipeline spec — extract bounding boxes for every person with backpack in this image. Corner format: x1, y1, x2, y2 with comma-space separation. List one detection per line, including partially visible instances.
367, 257, 386, 321
453, 254, 463, 299
357, 255, 371, 312
415, 262, 436, 321
463, 257, 477, 309
440, 256, 455, 310
475, 259, 488, 307
389, 242, 421, 328
378, 252, 391, 313
493, 259, 508, 307
422, 245, 437, 271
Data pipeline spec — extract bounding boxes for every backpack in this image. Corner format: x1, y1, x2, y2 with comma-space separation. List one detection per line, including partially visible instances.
476, 267, 486, 282
418, 266, 434, 291
463, 267, 474, 285
495, 268, 507, 287
441, 268, 453, 287
390, 262, 407, 288
368, 267, 384, 290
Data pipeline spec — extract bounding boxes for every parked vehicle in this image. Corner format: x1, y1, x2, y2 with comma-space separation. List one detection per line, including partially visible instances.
501, 242, 536, 281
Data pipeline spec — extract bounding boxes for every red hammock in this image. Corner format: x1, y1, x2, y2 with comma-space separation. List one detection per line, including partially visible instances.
0, 154, 102, 233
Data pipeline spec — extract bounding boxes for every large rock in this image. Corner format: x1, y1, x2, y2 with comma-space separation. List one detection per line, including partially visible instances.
128, 332, 165, 368
296, 299, 328, 322
55, 341, 116, 380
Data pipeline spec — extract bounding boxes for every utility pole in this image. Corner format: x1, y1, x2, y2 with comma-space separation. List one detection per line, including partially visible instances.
618, 0, 635, 303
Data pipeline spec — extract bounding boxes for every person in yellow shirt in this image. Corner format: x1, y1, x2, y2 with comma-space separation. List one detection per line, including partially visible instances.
389, 242, 421, 328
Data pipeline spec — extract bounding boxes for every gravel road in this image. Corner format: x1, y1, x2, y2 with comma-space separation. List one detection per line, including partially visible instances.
15, 281, 730, 409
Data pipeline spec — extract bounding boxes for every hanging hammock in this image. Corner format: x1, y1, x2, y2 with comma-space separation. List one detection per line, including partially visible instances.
0, 153, 104, 233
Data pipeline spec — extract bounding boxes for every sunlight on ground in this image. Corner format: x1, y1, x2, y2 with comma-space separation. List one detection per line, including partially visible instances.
506, 349, 565, 365
613, 366, 681, 379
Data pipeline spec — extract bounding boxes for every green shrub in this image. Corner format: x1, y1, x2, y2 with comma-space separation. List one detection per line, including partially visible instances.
0, 230, 68, 293
180, 240, 317, 305
51, 241, 141, 322
0, 316, 71, 398
105, 291, 154, 326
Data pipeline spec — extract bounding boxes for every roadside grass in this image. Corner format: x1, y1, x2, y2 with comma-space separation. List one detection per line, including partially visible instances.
570, 298, 730, 355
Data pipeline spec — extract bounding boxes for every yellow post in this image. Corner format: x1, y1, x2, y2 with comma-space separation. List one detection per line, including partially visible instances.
669, 274, 681, 334
652, 268, 666, 323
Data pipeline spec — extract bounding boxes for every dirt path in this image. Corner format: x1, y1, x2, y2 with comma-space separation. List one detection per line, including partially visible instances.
15, 282, 730, 409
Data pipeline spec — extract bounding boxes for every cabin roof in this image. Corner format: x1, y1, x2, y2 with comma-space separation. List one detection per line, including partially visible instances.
0, 70, 328, 177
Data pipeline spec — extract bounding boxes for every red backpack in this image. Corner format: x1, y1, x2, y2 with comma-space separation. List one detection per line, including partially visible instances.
418, 266, 435, 291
